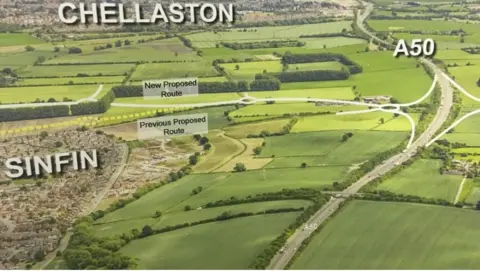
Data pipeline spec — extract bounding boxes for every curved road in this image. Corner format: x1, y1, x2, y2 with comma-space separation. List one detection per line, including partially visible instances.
267, 2, 454, 269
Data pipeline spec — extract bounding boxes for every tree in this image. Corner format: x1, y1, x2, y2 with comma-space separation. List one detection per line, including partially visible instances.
106, 43, 113, 49
152, 211, 162, 218
35, 56, 46, 65
63, 249, 93, 269
301, 162, 307, 168
115, 40, 122, 47
25, 45, 35, 51
203, 143, 211, 150
184, 205, 192, 211
235, 64, 240, 70
476, 200, 480, 210
124, 40, 131, 46
477, 78, 480, 87
341, 132, 353, 142
47, 97, 56, 103
189, 155, 198, 165
54, 46, 61, 52
379, 117, 385, 124
233, 162, 246, 172
34, 248, 45, 261
68, 47, 82, 54
141, 225, 153, 237
199, 136, 209, 145
390, 97, 399, 104
253, 147, 262, 155
393, 113, 400, 118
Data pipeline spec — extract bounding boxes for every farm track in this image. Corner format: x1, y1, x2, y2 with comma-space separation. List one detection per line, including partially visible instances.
266, 2, 455, 269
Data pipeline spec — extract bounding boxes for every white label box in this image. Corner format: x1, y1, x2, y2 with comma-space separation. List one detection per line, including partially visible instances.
137, 113, 208, 140
142, 77, 199, 100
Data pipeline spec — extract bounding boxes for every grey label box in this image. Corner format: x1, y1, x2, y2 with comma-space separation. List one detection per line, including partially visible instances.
137, 113, 208, 140
142, 77, 199, 100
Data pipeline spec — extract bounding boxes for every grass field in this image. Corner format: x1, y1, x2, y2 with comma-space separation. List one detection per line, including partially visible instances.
291, 200, 480, 269
220, 61, 283, 80
95, 166, 344, 223
214, 138, 273, 172
17, 76, 124, 85
224, 118, 291, 138
112, 92, 242, 106
0, 84, 106, 103
194, 130, 244, 173
300, 37, 367, 49
443, 114, 480, 146
186, 21, 353, 48
94, 199, 309, 237
369, 20, 480, 36
120, 213, 300, 269
251, 87, 355, 100
221, 60, 347, 81
291, 112, 420, 133
0, 50, 61, 69
130, 61, 219, 80
448, 66, 480, 100
0, 33, 43, 46
45, 38, 201, 64
230, 104, 363, 117
377, 159, 462, 202
288, 61, 344, 71
262, 130, 406, 167
17, 64, 134, 77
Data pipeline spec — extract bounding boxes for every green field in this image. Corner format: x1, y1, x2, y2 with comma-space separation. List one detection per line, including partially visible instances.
130, 61, 220, 80
17, 76, 124, 85
0, 84, 106, 103
112, 92, 242, 106
252, 87, 355, 100
220, 61, 283, 80
186, 21, 353, 48
300, 37, 367, 49
262, 130, 406, 167
224, 118, 291, 138
288, 61, 345, 71
221, 60, 346, 81
94, 200, 310, 237
120, 213, 300, 269
45, 38, 201, 64
443, 114, 480, 146
0, 50, 61, 69
230, 104, 363, 117
369, 20, 480, 36
291, 200, 480, 269
17, 64, 134, 77
0, 33, 43, 46
377, 159, 462, 201
95, 166, 344, 223
291, 112, 420, 133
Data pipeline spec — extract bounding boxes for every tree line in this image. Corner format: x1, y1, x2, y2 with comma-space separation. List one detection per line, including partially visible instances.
0, 88, 116, 122
261, 68, 350, 83
220, 40, 305, 50
281, 52, 363, 74
111, 80, 280, 98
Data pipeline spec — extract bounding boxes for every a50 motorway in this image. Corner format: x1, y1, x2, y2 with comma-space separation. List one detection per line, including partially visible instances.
267, 3, 454, 269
